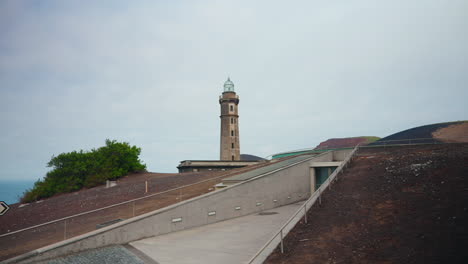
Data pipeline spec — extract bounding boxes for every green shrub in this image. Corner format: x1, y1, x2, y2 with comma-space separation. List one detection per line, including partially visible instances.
21, 139, 146, 203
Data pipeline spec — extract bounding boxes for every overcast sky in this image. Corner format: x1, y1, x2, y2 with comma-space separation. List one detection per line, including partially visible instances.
1, 0, 467, 180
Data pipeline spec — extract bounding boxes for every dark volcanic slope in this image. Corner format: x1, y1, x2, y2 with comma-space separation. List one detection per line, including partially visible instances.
1, 172, 208, 233
266, 143, 468, 264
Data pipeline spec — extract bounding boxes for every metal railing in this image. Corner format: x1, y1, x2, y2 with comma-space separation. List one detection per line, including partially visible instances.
2, 139, 458, 261
247, 145, 360, 264
266, 137, 452, 159
364, 138, 441, 146
0, 162, 274, 261
247, 139, 464, 263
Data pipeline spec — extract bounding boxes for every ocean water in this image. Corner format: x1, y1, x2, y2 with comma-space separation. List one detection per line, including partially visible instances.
0, 179, 35, 205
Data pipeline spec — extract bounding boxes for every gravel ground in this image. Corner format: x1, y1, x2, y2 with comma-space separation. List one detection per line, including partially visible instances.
265, 143, 468, 264
40, 246, 144, 264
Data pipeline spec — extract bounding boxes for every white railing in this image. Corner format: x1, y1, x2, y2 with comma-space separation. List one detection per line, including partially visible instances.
0, 162, 272, 239
247, 145, 360, 264
247, 139, 465, 263
0, 154, 318, 261
362, 138, 440, 147
267, 137, 451, 159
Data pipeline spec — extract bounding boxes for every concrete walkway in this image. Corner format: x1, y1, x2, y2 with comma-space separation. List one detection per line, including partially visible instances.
129, 202, 304, 264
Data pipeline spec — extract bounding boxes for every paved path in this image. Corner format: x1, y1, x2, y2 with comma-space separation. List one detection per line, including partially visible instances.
130, 202, 304, 264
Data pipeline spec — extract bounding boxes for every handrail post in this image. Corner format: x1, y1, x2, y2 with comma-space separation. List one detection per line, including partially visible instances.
246, 146, 366, 264
304, 206, 308, 224
318, 188, 322, 205
64, 219, 67, 240
280, 229, 284, 253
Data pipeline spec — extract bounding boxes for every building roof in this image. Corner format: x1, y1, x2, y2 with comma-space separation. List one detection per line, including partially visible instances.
177, 160, 259, 169
223, 154, 316, 183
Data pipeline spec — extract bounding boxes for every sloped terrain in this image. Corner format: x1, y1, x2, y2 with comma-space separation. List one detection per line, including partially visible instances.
0, 160, 279, 261
315, 136, 379, 150
272, 137, 378, 159
2, 171, 207, 233
372, 121, 467, 144
266, 143, 468, 263
432, 122, 468, 143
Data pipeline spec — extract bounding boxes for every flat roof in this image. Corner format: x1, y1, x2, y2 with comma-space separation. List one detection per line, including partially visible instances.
223, 154, 316, 182
178, 160, 260, 169
310, 161, 342, 167
179, 160, 259, 163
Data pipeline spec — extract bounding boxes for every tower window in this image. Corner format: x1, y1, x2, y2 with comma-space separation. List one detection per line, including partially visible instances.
230, 105, 233, 112
232, 155, 235, 161
231, 118, 233, 124
231, 143, 234, 149
231, 130, 234, 136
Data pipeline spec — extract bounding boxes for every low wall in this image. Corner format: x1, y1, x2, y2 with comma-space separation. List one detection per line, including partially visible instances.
248, 146, 359, 264
309, 151, 333, 163
332, 149, 352, 161
8, 153, 323, 263
307, 149, 351, 194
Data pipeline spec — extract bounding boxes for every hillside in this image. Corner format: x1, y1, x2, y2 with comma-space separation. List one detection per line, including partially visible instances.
432, 122, 468, 143
373, 121, 468, 144
272, 136, 379, 159
315, 136, 380, 150
266, 143, 468, 263
0, 160, 279, 261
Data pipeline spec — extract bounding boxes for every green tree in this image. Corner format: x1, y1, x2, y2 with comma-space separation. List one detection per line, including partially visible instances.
21, 139, 146, 203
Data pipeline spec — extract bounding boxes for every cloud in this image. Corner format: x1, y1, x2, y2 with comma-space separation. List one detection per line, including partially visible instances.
0, 0, 467, 179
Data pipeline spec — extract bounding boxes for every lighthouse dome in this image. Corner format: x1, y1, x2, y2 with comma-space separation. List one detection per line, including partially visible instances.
223, 78, 235, 92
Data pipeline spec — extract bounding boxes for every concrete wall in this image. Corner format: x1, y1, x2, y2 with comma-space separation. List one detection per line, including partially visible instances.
307, 149, 350, 193
177, 160, 260, 173
178, 165, 247, 173
249, 146, 359, 264
309, 151, 333, 162
309, 167, 316, 193
332, 149, 352, 161
9, 153, 320, 263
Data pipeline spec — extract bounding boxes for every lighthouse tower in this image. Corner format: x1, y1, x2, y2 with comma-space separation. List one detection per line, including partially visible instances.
219, 78, 240, 161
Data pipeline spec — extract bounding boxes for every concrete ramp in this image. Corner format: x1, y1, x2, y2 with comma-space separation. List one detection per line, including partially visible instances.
129, 202, 304, 264
7, 151, 335, 263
